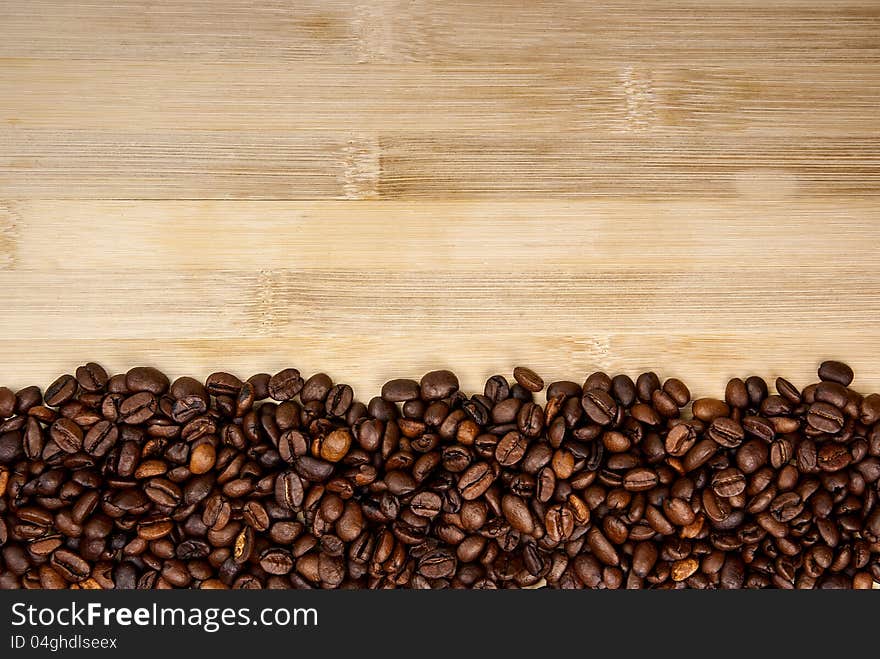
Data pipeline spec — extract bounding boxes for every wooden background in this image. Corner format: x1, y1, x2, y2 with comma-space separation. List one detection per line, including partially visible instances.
1, 0, 878, 400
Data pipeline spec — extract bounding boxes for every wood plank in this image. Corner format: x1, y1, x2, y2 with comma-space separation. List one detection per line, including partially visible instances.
2, 61, 879, 135
3, 130, 878, 199
1, 0, 878, 64
2, 200, 879, 272
0, 267, 876, 339
1, 334, 878, 402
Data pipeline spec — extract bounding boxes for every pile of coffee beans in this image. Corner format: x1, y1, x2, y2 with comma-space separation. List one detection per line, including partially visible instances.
2, 360, 880, 589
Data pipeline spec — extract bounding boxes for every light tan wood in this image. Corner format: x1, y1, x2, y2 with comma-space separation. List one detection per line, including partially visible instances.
1, 1, 879, 400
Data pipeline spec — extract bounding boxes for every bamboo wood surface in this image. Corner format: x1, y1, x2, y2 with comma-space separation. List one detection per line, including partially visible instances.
1, 1, 879, 399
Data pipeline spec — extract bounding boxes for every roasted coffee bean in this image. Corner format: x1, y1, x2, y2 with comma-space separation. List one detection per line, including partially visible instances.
807, 402, 844, 433
712, 468, 746, 498
665, 423, 698, 457
743, 416, 775, 442
496, 432, 528, 467
0, 359, 876, 589
513, 367, 544, 393
126, 367, 169, 395
381, 378, 420, 402
692, 399, 730, 423
708, 417, 744, 448
326, 384, 353, 417
268, 369, 304, 401
458, 462, 495, 500
119, 392, 158, 424
623, 467, 658, 492
45, 375, 78, 407
50, 418, 83, 454
420, 370, 459, 401
818, 360, 854, 386
49, 549, 90, 583
581, 389, 617, 425
83, 420, 118, 457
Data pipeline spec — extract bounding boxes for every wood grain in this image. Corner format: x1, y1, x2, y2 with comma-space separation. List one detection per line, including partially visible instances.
0, 0, 878, 402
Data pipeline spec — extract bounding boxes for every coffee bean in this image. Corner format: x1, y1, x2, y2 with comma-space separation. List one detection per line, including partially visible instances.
381, 378, 420, 402
126, 367, 169, 395
623, 467, 658, 492
45, 375, 77, 407
665, 423, 697, 457
807, 402, 844, 433
260, 548, 294, 575
496, 432, 528, 467
0, 387, 16, 419
3, 359, 880, 590
662, 378, 690, 407
743, 416, 775, 442
51, 549, 90, 582
708, 417, 744, 448
119, 392, 157, 424
818, 360, 854, 386
458, 462, 495, 500
692, 398, 730, 422
83, 420, 118, 457
775, 377, 801, 403
326, 384, 353, 417
513, 367, 544, 393
320, 428, 351, 463
206, 372, 242, 396
636, 372, 660, 402
420, 370, 459, 401
268, 369, 304, 401
711, 468, 746, 497
581, 389, 617, 425
50, 418, 83, 454
75, 362, 108, 392
501, 494, 534, 534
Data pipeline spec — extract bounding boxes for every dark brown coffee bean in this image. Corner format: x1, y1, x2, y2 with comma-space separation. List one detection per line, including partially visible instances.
119, 392, 157, 424
708, 417, 745, 448
458, 462, 495, 500
815, 382, 849, 409
420, 370, 459, 401
206, 372, 242, 396
818, 360, 854, 386
665, 423, 698, 457
326, 384, 353, 417
623, 467, 658, 492
737, 439, 769, 475
0, 387, 16, 418
683, 439, 718, 472
501, 494, 534, 534
712, 468, 746, 498
50, 418, 83, 454
635, 372, 660, 402
45, 375, 78, 407
495, 432, 528, 467
75, 362, 108, 392
50, 549, 90, 582
662, 378, 690, 407
581, 389, 617, 425
743, 416, 775, 442
268, 369, 304, 401
381, 378, 420, 402
725, 378, 749, 409
775, 377, 801, 403
516, 402, 544, 438
83, 420, 118, 457
126, 367, 169, 395
807, 402, 844, 433
513, 367, 544, 393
